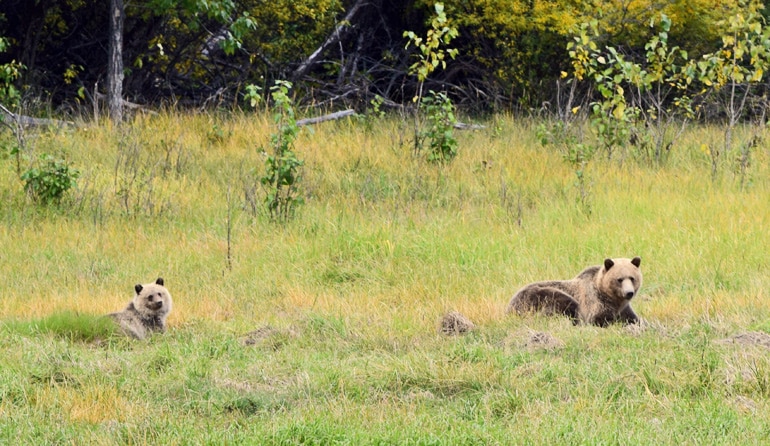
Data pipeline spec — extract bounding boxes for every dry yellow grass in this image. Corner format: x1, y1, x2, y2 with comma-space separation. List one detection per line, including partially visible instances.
5, 111, 770, 444
1, 113, 769, 333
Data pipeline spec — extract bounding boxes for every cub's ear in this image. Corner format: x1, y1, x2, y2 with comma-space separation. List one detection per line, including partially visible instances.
155, 277, 164, 286
135, 284, 143, 294
604, 258, 615, 271
631, 257, 641, 268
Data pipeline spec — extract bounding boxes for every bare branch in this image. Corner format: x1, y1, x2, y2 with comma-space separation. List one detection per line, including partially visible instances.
293, 0, 369, 80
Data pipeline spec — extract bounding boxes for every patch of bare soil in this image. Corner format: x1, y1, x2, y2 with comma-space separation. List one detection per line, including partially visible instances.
731, 395, 758, 413
503, 329, 564, 351
522, 330, 564, 350
439, 311, 476, 336
241, 325, 294, 350
716, 331, 770, 349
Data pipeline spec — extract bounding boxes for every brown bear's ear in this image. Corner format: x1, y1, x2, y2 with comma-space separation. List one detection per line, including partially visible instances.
156, 277, 164, 286
135, 284, 143, 294
631, 257, 641, 267
604, 258, 615, 271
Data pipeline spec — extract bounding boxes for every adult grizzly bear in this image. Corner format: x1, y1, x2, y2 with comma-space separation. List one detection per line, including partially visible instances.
506, 257, 642, 326
108, 277, 173, 339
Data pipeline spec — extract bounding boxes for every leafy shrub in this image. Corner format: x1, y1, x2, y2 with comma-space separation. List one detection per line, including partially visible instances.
403, 3, 460, 162
259, 80, 304, 222
420, 90, 458, 164
21, 154, 80, 205
0, 37, 24, 108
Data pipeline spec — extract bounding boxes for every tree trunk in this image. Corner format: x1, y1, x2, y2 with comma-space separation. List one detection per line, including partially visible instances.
107, 0, 124, 124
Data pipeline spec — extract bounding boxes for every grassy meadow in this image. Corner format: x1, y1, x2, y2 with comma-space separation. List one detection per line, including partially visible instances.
1, 111, 770, 444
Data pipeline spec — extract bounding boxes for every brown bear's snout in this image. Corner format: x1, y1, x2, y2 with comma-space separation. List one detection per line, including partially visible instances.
621, 280, 636, 300
146, 300, 164, 311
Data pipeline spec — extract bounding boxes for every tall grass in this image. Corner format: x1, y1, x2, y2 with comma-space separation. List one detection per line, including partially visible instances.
1, 112, 769, 443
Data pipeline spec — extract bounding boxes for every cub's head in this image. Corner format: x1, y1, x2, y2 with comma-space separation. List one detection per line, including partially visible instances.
133, 277, 173, 318
598, 257, 642, 305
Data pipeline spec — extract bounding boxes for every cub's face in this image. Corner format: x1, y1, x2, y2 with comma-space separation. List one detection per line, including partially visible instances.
133, 277, 173, 317
600, 257, 642, 305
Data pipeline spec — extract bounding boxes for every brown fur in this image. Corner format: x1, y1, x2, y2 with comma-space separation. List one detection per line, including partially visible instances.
108, 277, 173, 339
506, 257, 642, 326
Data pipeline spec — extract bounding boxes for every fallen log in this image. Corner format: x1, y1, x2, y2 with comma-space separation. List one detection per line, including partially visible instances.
454, 122, 486, 130
296, 109, 356, 127
93, 92, 158, 114
0, 103, 75, 128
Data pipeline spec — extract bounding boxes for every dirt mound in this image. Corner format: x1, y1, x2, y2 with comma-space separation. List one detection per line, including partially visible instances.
241, 325, 293, 349
716, 331, 770, 349
522, 330, 563, 350
439, 311, 476, 336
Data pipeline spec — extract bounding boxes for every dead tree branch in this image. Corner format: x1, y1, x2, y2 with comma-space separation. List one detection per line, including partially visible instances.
296, 109, 356, 127
293, 0, 368, 80
0, 103, 75, 128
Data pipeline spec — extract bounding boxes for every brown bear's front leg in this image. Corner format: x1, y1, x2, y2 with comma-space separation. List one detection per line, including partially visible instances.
617, 306, 639, 325
592, 306, 639, 327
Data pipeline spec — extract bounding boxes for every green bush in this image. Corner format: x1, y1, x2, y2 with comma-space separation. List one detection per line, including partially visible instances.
21, 154, 80, 205
259, 80, 304, 222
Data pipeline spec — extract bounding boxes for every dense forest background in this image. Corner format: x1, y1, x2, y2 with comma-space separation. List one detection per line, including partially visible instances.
1, 0, 770, 114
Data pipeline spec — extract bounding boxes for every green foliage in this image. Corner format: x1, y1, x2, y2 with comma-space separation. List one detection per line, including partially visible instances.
221, 12, 257, 55
0, 39, 24, 109
357, 95, 386, 133
698, 11, 770, 90
0, 36, 28, 180
369, 94, 386, 120
20, 154, 80, 206
207, 123, 231, 145
420, 91, 459, 164
243, 84, 263, 109
237, 0, 343, 69
0, 127, 23, 173
404, 3, 460, 162
568, 14, 698, 165
1, 0, 763, 112
259, 80, 304, 222
697, 9, 770, 185
145, 0, 257, 55
435, 0, 746, 108
536, 119, 578, 149
404, 3, 459, 84
567, 20, 632, 162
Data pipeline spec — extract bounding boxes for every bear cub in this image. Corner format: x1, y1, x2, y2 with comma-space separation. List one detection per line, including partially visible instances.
108, 277, 173, 339
507, 257, 642, 327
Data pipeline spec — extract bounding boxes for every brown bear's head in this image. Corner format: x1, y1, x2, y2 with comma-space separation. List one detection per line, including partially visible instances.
598, 257, 642, 306
133, 277, 173, 318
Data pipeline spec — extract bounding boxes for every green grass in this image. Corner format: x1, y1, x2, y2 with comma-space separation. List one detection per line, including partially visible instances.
3, 311, 119, 342
1, 113, 770, 443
